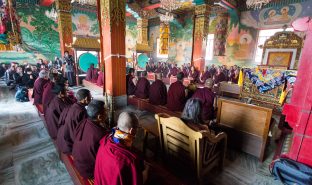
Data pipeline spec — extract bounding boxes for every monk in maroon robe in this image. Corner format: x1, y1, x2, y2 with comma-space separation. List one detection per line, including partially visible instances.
192, 78, 216, 121
42, 73, 59, 114
57, 89, 92, 154
45, 84, 73, 139
182, 64, 189, 77
94, 112, 145, 185
33, 70, 49, 105
149, 73, 167, 105
199, 66, 211, 84
72, 100, 107, 179
154, 62, 163, 73
127, 68, 136, 96
134, 72, 150, 99
213, 67, 226, 85
86, 64, 98, 83
96, 71, 104, 86
162, 63, 169, 78
188, 66, 200, 83
167, 72, 187, 111
168, 64, 179, 78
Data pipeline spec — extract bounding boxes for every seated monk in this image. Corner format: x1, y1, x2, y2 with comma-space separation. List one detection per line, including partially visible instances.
126, 68, 137, 96
149, 73, 167, 105
72, 100, 108, 179
85, 64, 97, 82
230, 69, 239, 84
33, 70, 49, 105
94, 112, 148, 185
181, 98, 209, 131
199, 66, 211, 84
57, 89, 92, 154
167, 72, 188, 112
192, 79, 216, 122
45, 84, 73, 139
134, 71, 150, 99
188, 66, 199, 83
168, 63, 179, 78
42, 70, 59, 113
213, 67, 226, 85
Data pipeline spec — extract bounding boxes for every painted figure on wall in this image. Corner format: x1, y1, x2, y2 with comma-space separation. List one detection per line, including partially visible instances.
77, 15, 90, 32
234, 33, 254, 60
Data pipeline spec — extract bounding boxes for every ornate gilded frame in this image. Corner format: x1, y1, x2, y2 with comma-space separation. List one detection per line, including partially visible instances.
261, 31, 303, 69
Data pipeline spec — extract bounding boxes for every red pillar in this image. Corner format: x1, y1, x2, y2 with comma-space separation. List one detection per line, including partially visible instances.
283, 17, 312, 166
191, 4, 210, 72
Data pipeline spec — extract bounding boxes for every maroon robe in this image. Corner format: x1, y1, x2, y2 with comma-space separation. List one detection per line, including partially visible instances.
96, 71, 104, 86
155, 66, 163, 73
189, 70, 200, 83
33, 78, 49, 105
149, 79, 167, 105
56, 102, 87, 154
162, 67, 169, 78
45, 96, 73, 139
134, 77, 150, 99
72, 118, 107, 178
94, 135, 144, 185
192, 87, 215, 121
127, 76, 136, 95
214, 73, 226, 84
231, 75, 239, 84
86, 66, 98, 83
42, 81, 55, 114
200, 71, 211, 83
168, 67, 178, 77
182, 68, 189, 77
167, 81, 186, 111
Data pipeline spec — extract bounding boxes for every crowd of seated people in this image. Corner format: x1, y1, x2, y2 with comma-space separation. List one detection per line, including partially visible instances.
126, 63, 239, 122
1, 62, 149, 184
143, 61, 240, 85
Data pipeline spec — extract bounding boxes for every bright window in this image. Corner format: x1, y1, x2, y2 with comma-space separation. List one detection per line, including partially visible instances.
205, 34, 215, 61
255, 28, 294, 64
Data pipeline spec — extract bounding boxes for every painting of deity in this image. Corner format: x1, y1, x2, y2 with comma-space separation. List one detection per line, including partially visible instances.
267, 52, 293, 67
72, 13, 99, 37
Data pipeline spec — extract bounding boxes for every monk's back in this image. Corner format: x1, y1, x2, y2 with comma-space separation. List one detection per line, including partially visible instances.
167, 81, 186, 111
33, 78, 48, 104
134, 77, 150, 99
149, 80, 167, 105
192, 87, 215, 121
95, 135, 143, 185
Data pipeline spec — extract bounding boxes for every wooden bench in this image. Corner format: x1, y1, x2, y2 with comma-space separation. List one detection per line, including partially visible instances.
155, 113, 227, 184
218, 82, 240, 98
127, 96, 181, 117
217, 98, 273, 161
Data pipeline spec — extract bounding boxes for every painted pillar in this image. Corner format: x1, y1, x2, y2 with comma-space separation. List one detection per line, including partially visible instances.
282, 17, 312, 166
55, 0, 73, 56
99, 0, 126, 126
137, 18, 148, 45
97, 0, 105, 94
159, 22, 170, 55
191, 4, 210, 71
214, 12, 228, 56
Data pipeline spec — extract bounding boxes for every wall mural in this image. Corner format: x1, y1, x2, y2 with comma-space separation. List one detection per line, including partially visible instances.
208, 1, 312, 67
168, 14, 193, 66
17, 3, 60, 61
126, 18, 137, 59
72, 10, 99, 37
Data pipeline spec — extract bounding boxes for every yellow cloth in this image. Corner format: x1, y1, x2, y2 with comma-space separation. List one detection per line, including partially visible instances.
238, 69, 244, 87
279, 90, 287, 104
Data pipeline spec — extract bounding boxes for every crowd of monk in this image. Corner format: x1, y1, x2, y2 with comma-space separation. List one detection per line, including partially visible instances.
22, 68, 147, 184
126, 64, 240, 122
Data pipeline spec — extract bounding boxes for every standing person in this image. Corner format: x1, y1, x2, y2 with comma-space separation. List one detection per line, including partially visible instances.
63, 51, 75, 86
188, 66, 200, 83
22, 68, 35, 89
94, 112, 146, 185
57, 89, 92, 154
33, 70, 49, 105
72, 100, 107, 179
4, 65, 15, 86
167, 72, 188, 112
0, 63, 6, 78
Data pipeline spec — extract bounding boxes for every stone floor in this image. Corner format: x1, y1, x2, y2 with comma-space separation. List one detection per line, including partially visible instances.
0, 79, 282, 185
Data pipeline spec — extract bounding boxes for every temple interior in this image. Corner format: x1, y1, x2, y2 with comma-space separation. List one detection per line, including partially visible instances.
1, 0, 312, 185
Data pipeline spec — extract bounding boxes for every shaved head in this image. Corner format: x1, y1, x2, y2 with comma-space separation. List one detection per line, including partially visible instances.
76, 89, 91, 101
117, 112, 139, 133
